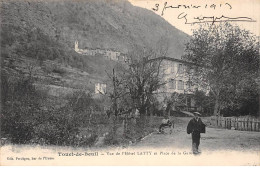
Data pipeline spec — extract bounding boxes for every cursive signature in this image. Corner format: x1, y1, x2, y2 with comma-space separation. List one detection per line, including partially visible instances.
178, 12, 257, 25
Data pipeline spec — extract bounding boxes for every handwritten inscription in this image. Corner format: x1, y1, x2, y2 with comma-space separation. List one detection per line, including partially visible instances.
152, 2, 256, 24
152, 2, 232, 16
178, 12, 256, 25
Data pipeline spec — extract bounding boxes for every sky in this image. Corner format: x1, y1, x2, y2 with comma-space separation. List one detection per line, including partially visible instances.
129, 0, 260, 36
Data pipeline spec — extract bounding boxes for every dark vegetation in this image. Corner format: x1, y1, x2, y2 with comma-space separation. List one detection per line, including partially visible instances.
2, 0, 188, 146
184, 23, 259, 117
1, 0, 259, 148
1, 71, 101, 146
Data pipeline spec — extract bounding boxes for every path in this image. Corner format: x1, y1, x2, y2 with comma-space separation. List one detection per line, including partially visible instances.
131, 117, 260, 152
1, 117, 260, 165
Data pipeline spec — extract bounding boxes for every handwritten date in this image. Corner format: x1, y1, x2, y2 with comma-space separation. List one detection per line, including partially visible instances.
152, 2, 256, 25
152, 2, 232, 16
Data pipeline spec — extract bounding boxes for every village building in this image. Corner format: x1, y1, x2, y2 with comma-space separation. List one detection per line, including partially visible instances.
74, 40, 208, 112
157, 57, 209, 112
74, 41, 124, 62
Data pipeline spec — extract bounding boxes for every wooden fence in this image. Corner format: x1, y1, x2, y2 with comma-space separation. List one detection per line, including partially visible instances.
210, 116, 260, 132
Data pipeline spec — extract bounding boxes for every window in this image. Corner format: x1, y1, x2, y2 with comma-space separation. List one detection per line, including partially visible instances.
169, 80, 176, 89
178, 64, 183, 74
177, 80, 184, 90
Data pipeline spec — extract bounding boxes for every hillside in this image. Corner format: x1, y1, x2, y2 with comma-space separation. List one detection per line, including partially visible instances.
51, 0, 190, 57
0, 0, 190, 146
1, 0, 190, 96
1, 0, 189, 58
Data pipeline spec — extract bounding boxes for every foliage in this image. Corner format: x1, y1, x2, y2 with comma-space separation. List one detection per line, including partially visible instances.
184, 23, 260, 116
1, 23, 92, 73
104, 44, 168, 142
123, 46, 167, 115
193, 90, 215, 116
31, 108, 98, 146
169, 92, 187, 108
1, 71, 45, 143
31, 110, 79, 145
103, 131, 120, 146
105, 68, 127, 117
0, 73, 100, 146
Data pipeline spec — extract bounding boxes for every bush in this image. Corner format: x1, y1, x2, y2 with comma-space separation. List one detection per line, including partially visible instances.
3, 120, 34, 144
104, 131, 119, 146
0, 73, 100, 146
31, 110, 98, 146
1, 71, 139, 147
52, 66, 66, 75
29, 90, 109, 147
1, 72, 43, 144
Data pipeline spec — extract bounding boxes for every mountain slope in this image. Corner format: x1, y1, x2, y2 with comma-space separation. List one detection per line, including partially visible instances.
1, 0, 190, 95
1, 0, 189, 59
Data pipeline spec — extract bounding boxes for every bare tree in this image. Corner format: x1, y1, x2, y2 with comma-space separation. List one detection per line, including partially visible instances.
124, 44, 167, 117
105, 68, 126, 117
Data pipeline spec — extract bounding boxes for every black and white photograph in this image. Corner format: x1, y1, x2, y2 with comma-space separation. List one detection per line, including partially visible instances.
0, 0, 259, 166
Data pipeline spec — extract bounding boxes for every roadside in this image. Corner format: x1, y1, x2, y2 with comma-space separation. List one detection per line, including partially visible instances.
1, 117, 260, 165
131, 117, 260, 152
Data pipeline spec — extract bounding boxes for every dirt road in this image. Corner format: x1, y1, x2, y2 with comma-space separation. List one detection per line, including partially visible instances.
1, 117, 259, 165
131, 117, 260, 152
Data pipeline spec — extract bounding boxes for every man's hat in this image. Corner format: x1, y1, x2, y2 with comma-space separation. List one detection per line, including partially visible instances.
193, 112, 202, 116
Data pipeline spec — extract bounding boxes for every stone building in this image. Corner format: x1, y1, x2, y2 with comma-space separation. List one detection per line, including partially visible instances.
74, 41, 123, 61
157, 57, 208, 112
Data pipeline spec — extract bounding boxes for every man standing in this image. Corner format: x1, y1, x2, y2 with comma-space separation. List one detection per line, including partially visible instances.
187, 112, 206, 154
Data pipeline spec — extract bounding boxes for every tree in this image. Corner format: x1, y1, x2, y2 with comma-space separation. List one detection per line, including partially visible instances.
184, 23, 259, 116
193, 90, 215, 116
105, 68, 127, 117
163, 92, 187, 115
124, 45, 167, 117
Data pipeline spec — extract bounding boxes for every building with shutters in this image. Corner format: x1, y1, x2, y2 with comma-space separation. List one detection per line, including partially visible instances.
157, 57, 208, 112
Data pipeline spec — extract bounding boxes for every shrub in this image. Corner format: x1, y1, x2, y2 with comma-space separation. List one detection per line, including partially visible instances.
29, 91, 105, 147
0, 73, 98, 146
31, 110, 91, 146
1, 73, 43, 144
104, 131, 119, 146
52, 66, 66, 75
1, 72, 125, 147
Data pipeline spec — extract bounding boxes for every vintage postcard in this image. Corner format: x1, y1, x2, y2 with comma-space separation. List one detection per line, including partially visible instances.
0, 0, 259, 166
